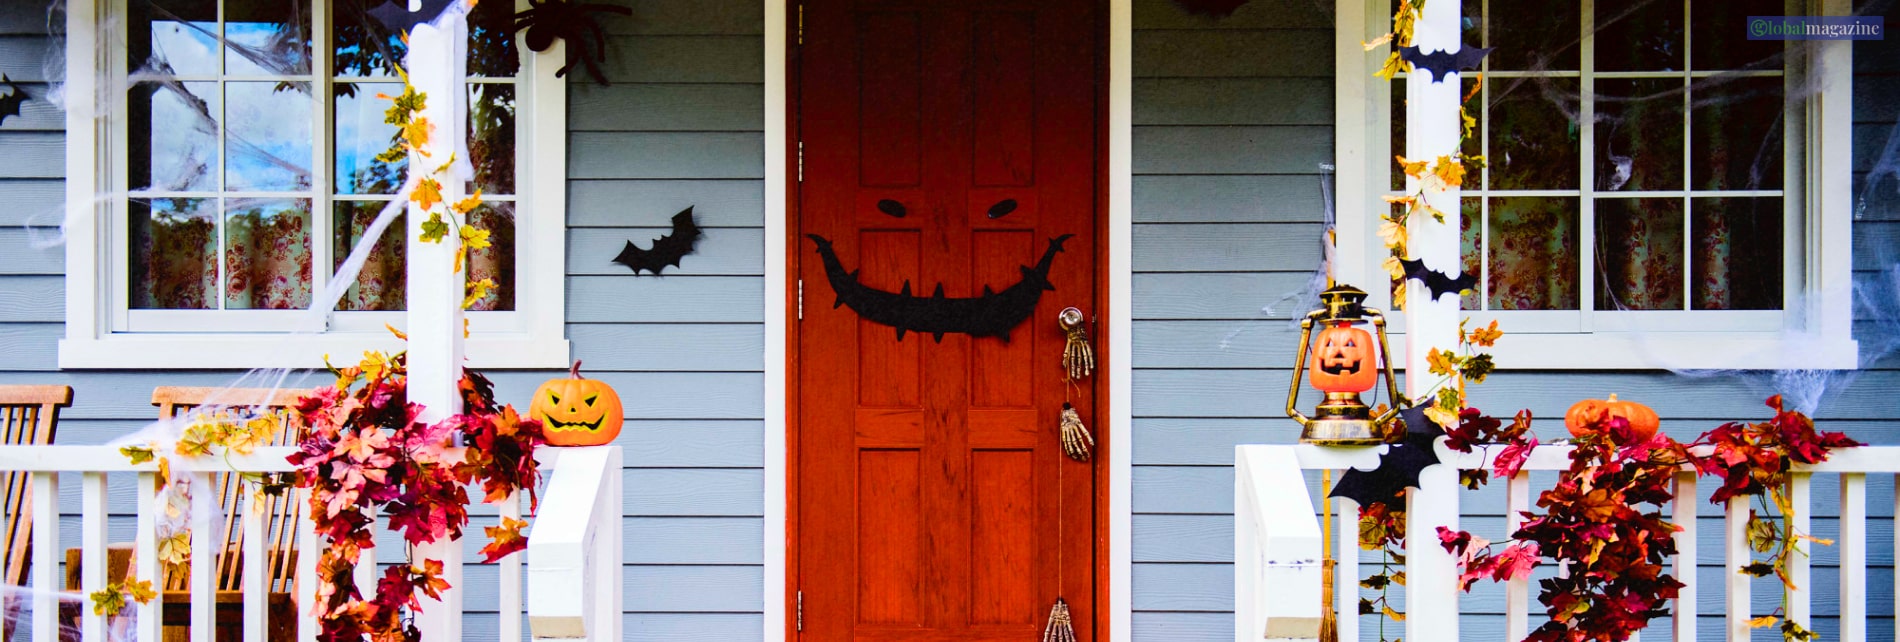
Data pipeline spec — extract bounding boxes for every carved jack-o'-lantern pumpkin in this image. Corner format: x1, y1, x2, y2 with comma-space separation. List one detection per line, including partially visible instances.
1309, 323, 1378, 393
530, 361, 625, 447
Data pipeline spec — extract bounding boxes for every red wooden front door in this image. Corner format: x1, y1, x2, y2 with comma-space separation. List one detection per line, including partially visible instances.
793, 0, 1103, 639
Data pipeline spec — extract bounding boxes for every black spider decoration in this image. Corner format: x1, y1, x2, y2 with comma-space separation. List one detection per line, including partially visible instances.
514, 0, 631, 86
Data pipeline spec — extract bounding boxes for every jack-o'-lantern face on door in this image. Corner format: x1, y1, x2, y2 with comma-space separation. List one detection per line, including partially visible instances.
1309, 324, 1378, 392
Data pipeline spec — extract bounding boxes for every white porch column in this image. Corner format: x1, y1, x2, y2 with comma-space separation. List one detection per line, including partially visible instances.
404, 4, 470, 638
1402, 0, 1463, 640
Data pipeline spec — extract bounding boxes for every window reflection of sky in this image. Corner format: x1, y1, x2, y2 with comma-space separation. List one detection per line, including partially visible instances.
143, 22, 313, 194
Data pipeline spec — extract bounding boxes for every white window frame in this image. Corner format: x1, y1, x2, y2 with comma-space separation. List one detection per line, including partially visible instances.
1334, 0, 1858, 370
61, 0, 570, 369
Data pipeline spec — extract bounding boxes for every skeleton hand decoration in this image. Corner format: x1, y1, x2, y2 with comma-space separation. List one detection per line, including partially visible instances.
1042, 598, 1079, 642
1059, 403, 1093, 462
1059, 307, 1094, 382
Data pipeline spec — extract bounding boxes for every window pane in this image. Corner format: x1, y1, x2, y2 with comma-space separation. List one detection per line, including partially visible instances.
1595, 198, 1684, 311
1489, 0, 1579, 71
469, 0, 520, 77
1388, 77, 1478, 191
466, 202, 517, 311
224, 0, 311, 76
224, 198, 312, 310
1691, 77, 1784, 191
1690, 0, 1786, 70
129, 0, 219, 76
1488, 77, 1579, 190
331, 201, 406, 312
335, 82, 406, 195
1595, 0, 1684, 72
1595, 79, 1684, 192
333, 0, 405, 77
131, 197, 218, 310
1461, 198, 1480, 310
225, 81, 314, 191
1691, 198, 1782, 310
469, 83, 517, 195
1487, 197, 1579, 310
129, 80, 220, 192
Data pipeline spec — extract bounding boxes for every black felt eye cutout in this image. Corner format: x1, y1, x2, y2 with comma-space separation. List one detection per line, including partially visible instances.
986, 199, 1018, 219
877, 199, 907, 218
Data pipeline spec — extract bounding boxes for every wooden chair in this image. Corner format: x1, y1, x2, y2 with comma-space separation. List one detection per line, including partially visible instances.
63, 387, 310, 642
0, 385, 71, 640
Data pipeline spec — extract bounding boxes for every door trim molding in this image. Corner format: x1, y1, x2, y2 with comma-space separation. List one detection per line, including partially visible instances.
764, 1, 1132, 639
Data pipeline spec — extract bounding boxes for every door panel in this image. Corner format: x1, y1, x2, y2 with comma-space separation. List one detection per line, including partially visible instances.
796, 0, 1101, 639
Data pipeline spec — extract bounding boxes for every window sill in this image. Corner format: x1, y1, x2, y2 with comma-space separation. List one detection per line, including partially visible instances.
59, 334, 572, 370
1385, 332, 1860, 370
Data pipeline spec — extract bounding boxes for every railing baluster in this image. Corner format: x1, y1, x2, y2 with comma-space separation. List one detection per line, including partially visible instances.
1506, 472, 1530, 642
1672, 472, 1697, 642
30, 472, 57, 642
81, 472, 107, 642
1787, 474, 1811, 628
1724, 496, 1749, 642
136, 472, 162, 642
189, 472, 214, 642
296, 488, 318, 642
1838, 473, 1865, 642
1336, 496, 1359, 642
500, 493, 522, 642
242, 490, 266, 642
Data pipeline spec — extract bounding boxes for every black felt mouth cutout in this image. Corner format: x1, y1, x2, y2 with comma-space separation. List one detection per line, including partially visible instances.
872, 199, 1018, 219
544, 415, 605, 433
806, 233, 1072, 342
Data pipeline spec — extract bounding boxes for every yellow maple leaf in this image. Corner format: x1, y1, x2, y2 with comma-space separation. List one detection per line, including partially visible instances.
464, 278, 497, 309
403, 116, 433, 153
157, 531, 191, 567
1746, 615, 1780, 629
385, 323, 408, 340
1432, 155, 1466, 188
413, 177, 444, 212
1362, 33, 1394, 50
1377, 220, 1408, 250
1381, 604, 1407, 622
452, 190, 483, 215
1381, 255, 1406, 280
1466, 319, 1502, 347
360, 351, 391, 382
1426, 348, 1460, 377
1424, 404, 1460, 430
460, 224, 492, 251
1395, 155, 1431, 180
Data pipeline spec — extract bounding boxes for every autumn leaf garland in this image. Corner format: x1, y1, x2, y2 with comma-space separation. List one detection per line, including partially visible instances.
290, 350, 545, 642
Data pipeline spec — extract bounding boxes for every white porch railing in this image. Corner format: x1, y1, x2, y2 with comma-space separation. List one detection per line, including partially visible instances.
0, 444, 623, 642
1237, 443, 1900, 642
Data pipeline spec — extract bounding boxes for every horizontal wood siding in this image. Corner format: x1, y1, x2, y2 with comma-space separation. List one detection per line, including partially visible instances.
1128, 1, 1900, 641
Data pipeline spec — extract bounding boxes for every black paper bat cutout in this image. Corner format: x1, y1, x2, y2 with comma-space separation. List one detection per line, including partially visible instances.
807, 233, 1072, 343
1399, 257, 1478, 300
1329, 402, 1440, 507
613, 207, 702, 275
1398, 46, 1494, 83
365, 0, 459, 34
877, 199, 907, 218
0, 76, 29, 127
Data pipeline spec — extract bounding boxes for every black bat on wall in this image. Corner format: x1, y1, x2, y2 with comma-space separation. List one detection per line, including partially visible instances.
0, 76, 29, 127
1398, 46, 1493, 83
1400, 257, 1478, 300
365, 0, 460, 34
807, 233, 1072, 343
613, 207, 703, 275
1329, 403, 1440, 507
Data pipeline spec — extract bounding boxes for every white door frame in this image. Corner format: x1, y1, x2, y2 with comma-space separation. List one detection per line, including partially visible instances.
761, 0, 1134, 639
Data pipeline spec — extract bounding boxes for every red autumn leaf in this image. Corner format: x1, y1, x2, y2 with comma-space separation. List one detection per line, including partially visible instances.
478, 517, 530, 563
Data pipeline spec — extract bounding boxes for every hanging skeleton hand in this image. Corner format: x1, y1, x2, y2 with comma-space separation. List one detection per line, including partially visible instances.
1059, 403, 1093, 462
1042, 598, 1079, 642
1059, 307, 1094, 382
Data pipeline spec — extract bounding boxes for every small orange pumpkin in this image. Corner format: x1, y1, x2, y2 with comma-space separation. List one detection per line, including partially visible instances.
1565, 394, 1660, 443
530, 361, 624, 446
1309, 323, 1379, 393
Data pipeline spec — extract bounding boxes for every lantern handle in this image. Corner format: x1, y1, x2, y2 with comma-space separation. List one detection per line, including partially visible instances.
1366, 309, 1403, 430
1285, 313, 1321, 427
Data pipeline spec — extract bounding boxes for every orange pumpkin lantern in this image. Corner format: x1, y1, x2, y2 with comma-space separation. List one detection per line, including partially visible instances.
1309, 323, 1379, 393
1564, 394, 1660, 443
530, 361, 625, 446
